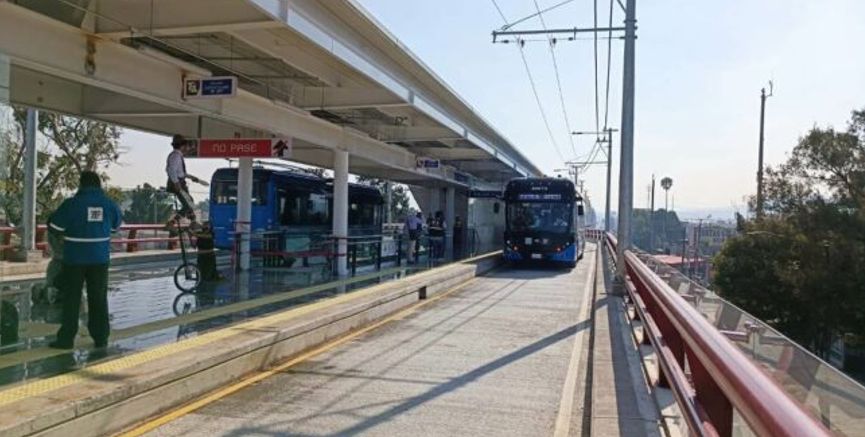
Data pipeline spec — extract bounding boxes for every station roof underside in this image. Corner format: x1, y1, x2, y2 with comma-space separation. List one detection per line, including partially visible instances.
1, 0, 543, 188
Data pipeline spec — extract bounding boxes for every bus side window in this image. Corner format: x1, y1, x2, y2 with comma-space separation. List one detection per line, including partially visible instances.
494, 202, 500, 214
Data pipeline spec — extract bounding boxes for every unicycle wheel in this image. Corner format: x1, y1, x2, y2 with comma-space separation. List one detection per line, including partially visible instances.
173, 263, 201, 292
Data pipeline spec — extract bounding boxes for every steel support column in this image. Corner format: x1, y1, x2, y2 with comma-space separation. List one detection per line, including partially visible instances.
333, 149, 349, 276
616, 0, 637, 269
20, 108, 37, 253
605, 133, 613, 232
445, 186, 455, 260
236, 157, 253, 270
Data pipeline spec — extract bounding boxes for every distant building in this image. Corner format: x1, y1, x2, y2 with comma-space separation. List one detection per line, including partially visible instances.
686, 221, 737, 257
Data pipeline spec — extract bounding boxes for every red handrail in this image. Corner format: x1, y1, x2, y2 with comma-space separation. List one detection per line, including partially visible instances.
0, 224, 183, 256
605, 232, 832, 437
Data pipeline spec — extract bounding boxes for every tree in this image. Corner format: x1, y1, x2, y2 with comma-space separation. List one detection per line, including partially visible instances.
2, 108, 123, 223
355, 176, 412, 222
660, 177, 673, 249
715, 108, 865, 358
123, 184, 173, 224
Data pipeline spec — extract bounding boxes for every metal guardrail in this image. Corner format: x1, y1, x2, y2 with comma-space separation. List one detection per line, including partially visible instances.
596, 231, 833, 437
0, 224, 182, 258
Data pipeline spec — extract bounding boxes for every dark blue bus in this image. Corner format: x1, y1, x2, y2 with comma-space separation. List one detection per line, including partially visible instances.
209, 168, 383, 251
502, 177, 584, 267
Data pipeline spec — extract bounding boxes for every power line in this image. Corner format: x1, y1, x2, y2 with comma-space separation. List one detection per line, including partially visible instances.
593, 0, 600, 136
490, 0, 509, 22
532, 0, 577, 158
603, 0, 615, 130
517, 46, 567, 163
490, 0, 567, 164
497, 0, 581, 31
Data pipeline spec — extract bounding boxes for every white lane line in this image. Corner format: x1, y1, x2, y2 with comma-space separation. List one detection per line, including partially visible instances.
553, 245, 597, 437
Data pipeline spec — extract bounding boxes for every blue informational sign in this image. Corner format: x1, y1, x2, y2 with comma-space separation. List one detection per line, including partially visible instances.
183, 76, 237, 99
416, 158, 440, 169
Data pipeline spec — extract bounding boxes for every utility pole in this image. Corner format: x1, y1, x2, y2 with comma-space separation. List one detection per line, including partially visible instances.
756, 82, 773, 219
649, 174, 655, 253
616, 0, 637, 269
604, 130, 614, 232
695, 219, 704, 282
573, 129, 617, 232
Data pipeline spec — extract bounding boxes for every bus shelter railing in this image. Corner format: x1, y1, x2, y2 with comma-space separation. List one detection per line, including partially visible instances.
1, 224, 182, 259
228, 227, 435, 275
601, 231, 834, 437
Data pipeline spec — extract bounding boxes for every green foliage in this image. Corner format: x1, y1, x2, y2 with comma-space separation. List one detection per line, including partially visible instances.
715, 108, 865, 358
1, 108, 122, 223
123, 183, 173, 224
355, 176, 412, 222
632, 208, 684, 253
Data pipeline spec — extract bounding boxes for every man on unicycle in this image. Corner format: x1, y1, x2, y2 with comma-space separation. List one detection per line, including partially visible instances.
165, 134, 208, 227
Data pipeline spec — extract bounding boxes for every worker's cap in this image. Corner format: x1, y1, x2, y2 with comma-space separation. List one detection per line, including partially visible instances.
171, 134, 190, 147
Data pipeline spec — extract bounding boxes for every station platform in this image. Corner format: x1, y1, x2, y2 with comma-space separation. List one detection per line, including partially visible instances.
0, 252, 437, 391
0, 243, 668, 437
133, 243, 660, 437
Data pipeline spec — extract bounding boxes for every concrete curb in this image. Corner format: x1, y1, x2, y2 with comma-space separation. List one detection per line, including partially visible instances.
0, 253, 501, 437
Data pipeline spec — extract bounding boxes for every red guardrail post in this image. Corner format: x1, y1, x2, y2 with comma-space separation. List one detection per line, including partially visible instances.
126, 228, 138, 252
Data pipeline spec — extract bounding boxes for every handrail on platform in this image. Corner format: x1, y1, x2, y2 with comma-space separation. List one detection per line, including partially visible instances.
600, 231, 833, 437
0, 224, 181, 258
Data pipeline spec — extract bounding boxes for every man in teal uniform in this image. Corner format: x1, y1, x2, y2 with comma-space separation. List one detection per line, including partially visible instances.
48, 171, 122, 349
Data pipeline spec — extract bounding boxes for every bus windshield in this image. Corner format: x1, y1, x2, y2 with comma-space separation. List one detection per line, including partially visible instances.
508, 202, 572, 234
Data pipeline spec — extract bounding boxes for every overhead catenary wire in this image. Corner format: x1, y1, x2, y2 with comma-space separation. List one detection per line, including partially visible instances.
593, 0, 600, 137
532, 0, 578, 158
497, 0, 581, 31
490, 0, 567, 164
603, 0, 615, 133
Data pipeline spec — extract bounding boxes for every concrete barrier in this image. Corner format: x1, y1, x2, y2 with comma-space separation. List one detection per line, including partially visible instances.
0, 252, 502, 437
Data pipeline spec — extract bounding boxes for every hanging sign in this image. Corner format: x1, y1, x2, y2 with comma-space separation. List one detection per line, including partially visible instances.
183, 76, 237, 99
416, 158, 440, 169
188, 138, 292, 158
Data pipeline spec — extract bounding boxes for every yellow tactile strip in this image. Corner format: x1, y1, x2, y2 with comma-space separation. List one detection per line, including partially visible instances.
0, 254, 497, 409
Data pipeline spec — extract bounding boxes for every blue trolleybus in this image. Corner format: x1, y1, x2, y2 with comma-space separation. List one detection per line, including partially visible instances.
209, 167, 383, 253
502, 177, 585, 267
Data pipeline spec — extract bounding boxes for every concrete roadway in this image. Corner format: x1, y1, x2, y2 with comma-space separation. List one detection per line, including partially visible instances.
141, 246, 597, 437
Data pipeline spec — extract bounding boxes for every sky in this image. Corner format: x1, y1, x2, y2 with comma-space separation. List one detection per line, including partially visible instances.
107, 0, 865, 220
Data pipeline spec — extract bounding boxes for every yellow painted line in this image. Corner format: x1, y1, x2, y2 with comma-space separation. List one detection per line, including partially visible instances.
553, 245, 598, 437
0, 259, 490, 407
116, 278, 478, 437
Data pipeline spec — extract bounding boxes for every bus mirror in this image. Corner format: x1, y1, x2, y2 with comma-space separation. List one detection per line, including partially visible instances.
494, 202, 500, 214
578, 205, 585, 216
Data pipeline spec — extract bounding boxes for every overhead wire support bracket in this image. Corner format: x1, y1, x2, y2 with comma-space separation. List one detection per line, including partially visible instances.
492, 26, 626, 43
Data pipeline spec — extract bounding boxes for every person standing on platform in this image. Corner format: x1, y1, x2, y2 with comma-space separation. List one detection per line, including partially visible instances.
166, 134, 207, 226
428, 211, 446, 260
403, 212, 421, 263
48, 171, 122, 349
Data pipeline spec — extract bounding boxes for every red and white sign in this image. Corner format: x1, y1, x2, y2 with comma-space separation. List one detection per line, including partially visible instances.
190, 138, 292, 158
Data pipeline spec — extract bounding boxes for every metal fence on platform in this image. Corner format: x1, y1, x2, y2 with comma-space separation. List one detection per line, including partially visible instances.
0, 224, 187, 260
584, 230, 845, 437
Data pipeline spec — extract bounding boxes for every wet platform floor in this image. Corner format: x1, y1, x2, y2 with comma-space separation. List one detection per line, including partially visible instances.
0, 257, 436, 390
